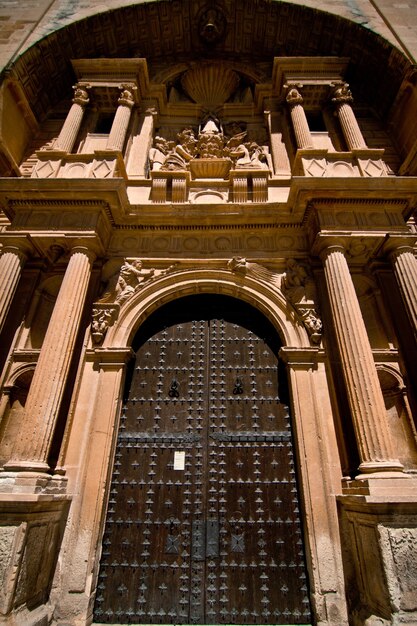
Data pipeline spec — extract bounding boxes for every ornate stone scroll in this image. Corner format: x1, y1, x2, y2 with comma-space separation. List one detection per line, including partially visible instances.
91, 304, 119, 344
281, 259, 323, 344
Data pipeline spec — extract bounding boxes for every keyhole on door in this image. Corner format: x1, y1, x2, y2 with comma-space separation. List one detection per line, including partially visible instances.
168, 379, 180, 398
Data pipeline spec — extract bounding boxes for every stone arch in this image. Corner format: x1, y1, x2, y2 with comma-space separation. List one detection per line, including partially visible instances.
59, 279, 345, 626
376, 364, 417, 469
0, 364, 35, 467
105, 268, 310, 349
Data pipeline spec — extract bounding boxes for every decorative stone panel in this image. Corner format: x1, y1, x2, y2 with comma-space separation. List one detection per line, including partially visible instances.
338, 500, 417, 626
0, 496, 70, 619
380, 525, 417, 613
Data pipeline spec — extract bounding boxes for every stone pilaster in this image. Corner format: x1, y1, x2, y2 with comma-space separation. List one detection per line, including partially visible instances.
106, 85, 136, 151
5, 246, 96, 473
286, 87, 313, 149
126, 107, 157, 177
320, 243, 404, 476
0, 244, 29, 335
54, 84, 90, 153
331, 83, 367, 150
384, 236, 417, 342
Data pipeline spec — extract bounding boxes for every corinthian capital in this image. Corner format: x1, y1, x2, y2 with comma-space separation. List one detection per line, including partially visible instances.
72, 84, 90, 106
286, 86, 303, 106
331, 82, 353, 105
118, 84, 136, 108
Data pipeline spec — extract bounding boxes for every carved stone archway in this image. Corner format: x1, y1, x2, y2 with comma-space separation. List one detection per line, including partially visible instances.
56, 271, 347, 626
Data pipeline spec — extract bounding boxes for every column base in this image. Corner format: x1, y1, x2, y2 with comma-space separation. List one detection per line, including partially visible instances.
4, 458, 50, 472
356, 459, 406, 477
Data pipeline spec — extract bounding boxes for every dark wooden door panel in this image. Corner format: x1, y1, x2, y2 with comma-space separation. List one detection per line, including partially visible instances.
93, 296, 311, 625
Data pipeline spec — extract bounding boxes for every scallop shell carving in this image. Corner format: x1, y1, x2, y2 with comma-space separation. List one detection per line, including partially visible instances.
181, 64, 240, 107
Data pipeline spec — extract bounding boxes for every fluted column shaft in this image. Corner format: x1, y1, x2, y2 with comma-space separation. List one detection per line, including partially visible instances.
332, 84, 367, 150
320, 244, 403, 475
7, 246, 95, 472
0, 245, 28, 334
54, 85, 90, 153
107, 86, 135, 151
388, 243, 417, 341
286, 88, 313, 149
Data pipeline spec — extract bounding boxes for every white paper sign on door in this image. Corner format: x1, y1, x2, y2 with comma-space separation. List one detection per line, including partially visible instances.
173, 450, 186, 470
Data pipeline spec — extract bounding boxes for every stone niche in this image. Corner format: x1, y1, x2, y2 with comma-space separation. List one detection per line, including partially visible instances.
338, 499, 417, 626
0, 496, 70, 625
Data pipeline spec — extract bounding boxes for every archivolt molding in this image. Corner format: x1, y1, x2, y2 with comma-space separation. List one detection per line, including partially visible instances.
103, 265, 310, 349
5, 362, 36, 389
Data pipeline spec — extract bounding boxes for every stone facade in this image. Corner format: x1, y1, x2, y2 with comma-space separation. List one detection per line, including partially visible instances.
0, 1, 416, 626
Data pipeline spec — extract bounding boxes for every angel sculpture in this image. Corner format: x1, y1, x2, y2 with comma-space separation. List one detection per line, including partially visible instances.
227, 257, 282, 290
98, 259, 176, 306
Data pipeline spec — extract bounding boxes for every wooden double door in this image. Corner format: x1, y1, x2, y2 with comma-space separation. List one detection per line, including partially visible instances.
94, 295, 311, 624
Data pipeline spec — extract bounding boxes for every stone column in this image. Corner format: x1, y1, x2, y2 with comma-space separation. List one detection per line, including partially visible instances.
320, 242, 404, 476
385, 236, 417, 341
6, 246, 96, 473
286, 87, 313, 149
0, 244, 29, 335
331, 83, 367, 150
54, 84, 90, 153
106, 85, 135, 151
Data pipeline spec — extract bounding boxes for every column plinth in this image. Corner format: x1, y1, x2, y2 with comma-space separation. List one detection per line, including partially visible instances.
5, 246, 96, 473
107, 86, 135, 151
331, 84, 367, 150
0, 245, 29, 334
320, 243, 404, 477
54, 85, 90, 153
286, 87, 313, 150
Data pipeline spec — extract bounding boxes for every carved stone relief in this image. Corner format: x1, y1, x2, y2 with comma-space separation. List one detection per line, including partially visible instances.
150, 117, 270, 177
92, 258, 177, 343
228, 256, 322, 343
281, 259, 322, 343
381, 525, 417, 612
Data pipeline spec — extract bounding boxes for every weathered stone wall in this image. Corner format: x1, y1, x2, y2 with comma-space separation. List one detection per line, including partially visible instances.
0, 0, 416, 72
